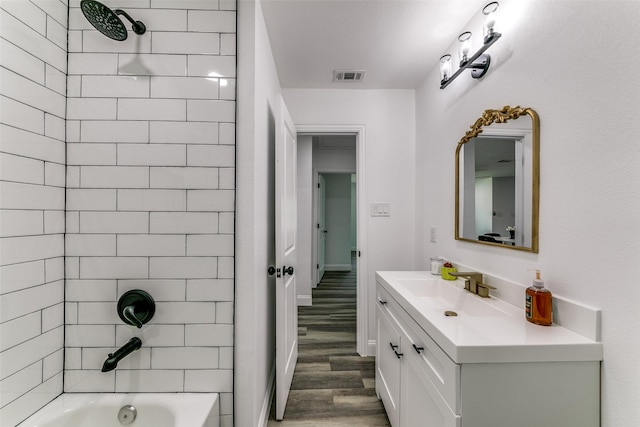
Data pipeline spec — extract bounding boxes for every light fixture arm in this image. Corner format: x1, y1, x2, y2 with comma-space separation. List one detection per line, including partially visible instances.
440, 32, 501, 89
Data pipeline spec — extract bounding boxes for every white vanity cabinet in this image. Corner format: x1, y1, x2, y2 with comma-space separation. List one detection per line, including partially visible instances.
375, 280, 601, 427
401, 348, 459, 427
376, 285, 460, 427
375, 297, 402, 426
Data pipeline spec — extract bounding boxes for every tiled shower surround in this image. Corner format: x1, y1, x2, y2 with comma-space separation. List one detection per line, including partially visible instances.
0, 1, 68, 425
1, 1, 236, 426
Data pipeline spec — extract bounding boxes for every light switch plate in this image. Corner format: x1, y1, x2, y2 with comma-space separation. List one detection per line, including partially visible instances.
371, 203, 390, 217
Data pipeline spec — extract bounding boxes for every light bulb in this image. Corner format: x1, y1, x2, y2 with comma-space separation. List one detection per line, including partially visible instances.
458, 32, 472, 65
439, 54, 452, 82
482, 2, 499, 43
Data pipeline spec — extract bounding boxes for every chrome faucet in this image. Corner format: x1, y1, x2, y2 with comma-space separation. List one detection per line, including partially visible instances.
102, 337, 142, 372
448, 271, 496, 297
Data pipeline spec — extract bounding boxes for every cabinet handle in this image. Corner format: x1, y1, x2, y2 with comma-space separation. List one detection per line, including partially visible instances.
389, 343, 403, 359
412, 344, 424, 354
378, 299, 387, 305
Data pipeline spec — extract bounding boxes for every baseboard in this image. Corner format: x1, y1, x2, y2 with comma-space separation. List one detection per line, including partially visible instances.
258, 364, 276, 427
297, 295, 312, 306
325, 264, 352, 272
368, 339, 377, 357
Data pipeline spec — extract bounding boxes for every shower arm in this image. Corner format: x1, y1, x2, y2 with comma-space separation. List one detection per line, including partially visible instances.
114, 9, 146, 35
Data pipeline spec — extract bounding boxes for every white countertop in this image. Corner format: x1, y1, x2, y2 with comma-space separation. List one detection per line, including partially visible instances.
376, 270, 603, 364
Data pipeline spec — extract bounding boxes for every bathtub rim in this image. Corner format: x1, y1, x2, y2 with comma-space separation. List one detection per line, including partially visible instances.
16, 392, 220, 427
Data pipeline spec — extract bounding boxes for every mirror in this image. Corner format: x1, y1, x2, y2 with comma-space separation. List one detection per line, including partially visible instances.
455, 106, 539, 252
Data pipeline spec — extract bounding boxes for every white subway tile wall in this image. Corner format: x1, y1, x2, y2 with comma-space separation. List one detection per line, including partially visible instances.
1, 0, 235, 425
0, 1, 68, 425
65, 1, 235, 427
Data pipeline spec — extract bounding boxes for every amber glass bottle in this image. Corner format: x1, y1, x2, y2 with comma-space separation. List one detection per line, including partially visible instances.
525, 270, 552, 326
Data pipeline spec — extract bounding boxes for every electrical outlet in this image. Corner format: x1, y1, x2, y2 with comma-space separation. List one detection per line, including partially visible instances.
430, 226, 437, 243
371, 203, 391, 217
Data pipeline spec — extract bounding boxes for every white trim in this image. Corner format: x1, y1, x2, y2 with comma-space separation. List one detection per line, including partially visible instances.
368, 339, 377, 357
258, 363, 276, 427
297, 295, 312, 306
296, 124, 368, 356
325, 264, 352, 271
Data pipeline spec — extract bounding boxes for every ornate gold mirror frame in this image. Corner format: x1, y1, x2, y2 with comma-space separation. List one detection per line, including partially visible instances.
455, 105, 540, 252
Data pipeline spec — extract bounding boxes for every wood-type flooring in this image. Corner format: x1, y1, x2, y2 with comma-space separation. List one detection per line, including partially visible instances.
268, 255, 391, 426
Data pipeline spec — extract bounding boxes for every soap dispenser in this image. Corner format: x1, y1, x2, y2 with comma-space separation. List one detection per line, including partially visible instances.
525, 270, 552, 326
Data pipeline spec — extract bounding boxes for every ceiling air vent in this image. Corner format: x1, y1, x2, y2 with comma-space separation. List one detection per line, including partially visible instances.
333, 70, 366, 82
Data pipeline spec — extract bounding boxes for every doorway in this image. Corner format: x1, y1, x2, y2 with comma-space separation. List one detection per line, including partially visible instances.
295, 126, 368, 356
317, 172, 356, 279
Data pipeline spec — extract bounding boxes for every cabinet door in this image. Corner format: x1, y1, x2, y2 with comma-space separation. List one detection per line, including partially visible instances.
401, 349, 461, 427
376, 306, 402, 427
398, 305, 460, 414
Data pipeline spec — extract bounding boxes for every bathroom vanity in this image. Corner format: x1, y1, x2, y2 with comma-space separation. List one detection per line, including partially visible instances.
375, 271, 602, 427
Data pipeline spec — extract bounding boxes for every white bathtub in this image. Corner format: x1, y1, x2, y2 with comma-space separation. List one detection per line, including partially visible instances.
17, 393, 219, 427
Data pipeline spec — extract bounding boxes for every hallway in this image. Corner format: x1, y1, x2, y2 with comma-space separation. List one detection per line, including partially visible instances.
268, 255, 390, 426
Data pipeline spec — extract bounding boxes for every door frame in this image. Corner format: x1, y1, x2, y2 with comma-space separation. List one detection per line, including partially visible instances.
314, 170, 356, 285
315, 173, 327, 286
297, 124, 368, 356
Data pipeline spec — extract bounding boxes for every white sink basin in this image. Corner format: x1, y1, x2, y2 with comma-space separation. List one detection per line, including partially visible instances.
376, 270, 604, 364
397, 278, 459, 299
396, 278, 510, 317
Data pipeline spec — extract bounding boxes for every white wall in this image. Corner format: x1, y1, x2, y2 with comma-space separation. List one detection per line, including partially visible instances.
0, 1, 67, 424
283, 88, 416, 345
313, 136, 356, 171
296, 135, 313, 304
236, 0, 281, 425
415, 1, 640, 426
63, 1, 236, 425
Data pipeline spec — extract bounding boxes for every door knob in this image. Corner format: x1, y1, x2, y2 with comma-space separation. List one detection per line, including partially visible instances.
267, 266, 276, 276
283, 266, 294, 276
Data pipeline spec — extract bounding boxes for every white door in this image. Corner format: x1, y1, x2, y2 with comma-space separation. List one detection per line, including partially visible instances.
317, 174, 326, 284
275, 96, 298, 420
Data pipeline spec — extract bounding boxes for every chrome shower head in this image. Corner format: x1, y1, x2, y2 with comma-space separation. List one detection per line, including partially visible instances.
80, 0, 146, 41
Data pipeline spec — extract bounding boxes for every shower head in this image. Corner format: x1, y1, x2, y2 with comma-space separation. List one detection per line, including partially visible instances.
80, 0, 146, 41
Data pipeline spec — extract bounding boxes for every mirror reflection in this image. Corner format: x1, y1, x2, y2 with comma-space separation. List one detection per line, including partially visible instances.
455, 106, 539, 252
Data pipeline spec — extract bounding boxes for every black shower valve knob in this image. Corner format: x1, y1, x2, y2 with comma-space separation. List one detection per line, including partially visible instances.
117, 290, 155, 328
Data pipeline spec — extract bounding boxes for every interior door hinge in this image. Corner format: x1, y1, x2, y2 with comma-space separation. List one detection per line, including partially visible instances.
316, 264, 319, 269
318, 183, 320, 188
317, 223, 320, 229
358, 251, 361, 257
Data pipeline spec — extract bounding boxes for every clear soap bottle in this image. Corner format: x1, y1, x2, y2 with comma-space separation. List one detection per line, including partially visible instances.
525, 270, 552, 326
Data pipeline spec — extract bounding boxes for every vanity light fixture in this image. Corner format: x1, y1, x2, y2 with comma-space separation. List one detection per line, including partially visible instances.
439, 1, 502, 89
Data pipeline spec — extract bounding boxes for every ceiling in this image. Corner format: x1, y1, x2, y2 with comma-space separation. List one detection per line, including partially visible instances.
473, 137, 516, 178
260, 0, 486, 89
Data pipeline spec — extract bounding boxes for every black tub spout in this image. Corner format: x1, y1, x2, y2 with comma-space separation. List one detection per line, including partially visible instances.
102, 337, 142, 372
